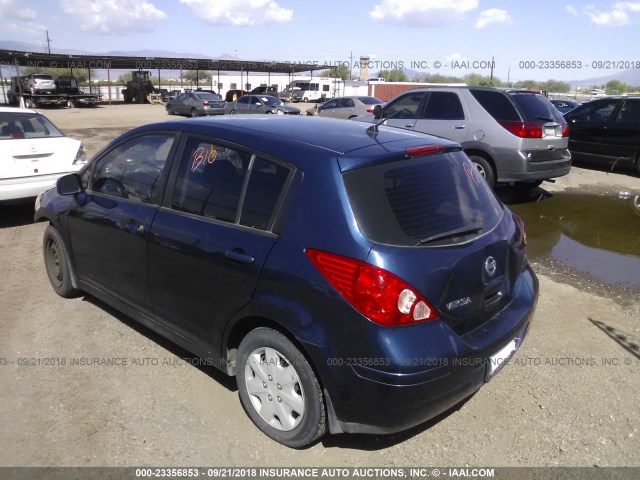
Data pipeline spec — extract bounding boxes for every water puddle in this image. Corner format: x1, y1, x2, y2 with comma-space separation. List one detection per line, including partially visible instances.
500, 190, 640, 289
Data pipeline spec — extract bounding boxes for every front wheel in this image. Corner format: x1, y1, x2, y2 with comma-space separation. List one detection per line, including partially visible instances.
468, 155, 495, 188
237, 328, 326, 448
230, 109, 238, 115
43, 225, 80, 298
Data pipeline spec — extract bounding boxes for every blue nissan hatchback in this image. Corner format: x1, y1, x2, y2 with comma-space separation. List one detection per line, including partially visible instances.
36, 116, 538, 448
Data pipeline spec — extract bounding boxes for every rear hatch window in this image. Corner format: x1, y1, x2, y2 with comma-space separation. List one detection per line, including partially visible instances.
510, 93, 565, 124
343, 151, 503, 246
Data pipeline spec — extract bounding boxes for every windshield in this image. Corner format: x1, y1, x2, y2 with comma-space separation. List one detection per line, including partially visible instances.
0, 112, 64, 140
343, 151, 503, 246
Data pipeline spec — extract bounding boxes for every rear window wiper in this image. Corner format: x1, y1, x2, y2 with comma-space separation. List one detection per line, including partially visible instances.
415, 224, 483, 246
533, 116, 554, 122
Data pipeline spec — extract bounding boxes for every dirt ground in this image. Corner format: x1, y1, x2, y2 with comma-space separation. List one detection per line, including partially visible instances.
0, 104, 639, 468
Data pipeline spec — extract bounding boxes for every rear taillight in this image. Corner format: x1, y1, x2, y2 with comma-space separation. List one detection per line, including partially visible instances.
73, 144, 87, 165
203, 101, 210, 107
366, 108, 374, 113
306, 249, 439, 326
562, 125, 569, 137
405, 144, 445, 158
498, 120, 543, 138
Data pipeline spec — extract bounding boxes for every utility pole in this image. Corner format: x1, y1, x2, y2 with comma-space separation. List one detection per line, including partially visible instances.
349, 51, 353, 81
45, 31, 51, 54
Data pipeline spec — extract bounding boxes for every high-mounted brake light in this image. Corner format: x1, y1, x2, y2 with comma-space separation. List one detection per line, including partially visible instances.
497, 120, 543, 138
306, 249, 439, 326
405, 145, 445, 158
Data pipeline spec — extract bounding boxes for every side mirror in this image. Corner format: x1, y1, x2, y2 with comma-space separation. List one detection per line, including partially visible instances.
57, 174, 83, 195
373, 104, 383, 120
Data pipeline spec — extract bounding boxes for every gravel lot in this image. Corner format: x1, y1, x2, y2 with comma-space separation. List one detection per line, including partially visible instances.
0, 104, 639, 468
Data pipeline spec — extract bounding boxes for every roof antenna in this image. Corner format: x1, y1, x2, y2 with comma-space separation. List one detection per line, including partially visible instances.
366, 108, 409, 136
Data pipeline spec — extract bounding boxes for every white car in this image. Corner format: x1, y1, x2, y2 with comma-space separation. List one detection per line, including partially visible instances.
0, 107, 86, 202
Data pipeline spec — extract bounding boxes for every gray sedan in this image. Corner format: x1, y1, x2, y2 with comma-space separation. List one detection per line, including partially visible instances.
166, 92, 226, 117
315, 96, 384, 119
226, 95, 300, 115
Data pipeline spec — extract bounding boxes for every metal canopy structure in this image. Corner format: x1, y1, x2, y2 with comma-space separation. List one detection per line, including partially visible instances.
0, 49, 331, 74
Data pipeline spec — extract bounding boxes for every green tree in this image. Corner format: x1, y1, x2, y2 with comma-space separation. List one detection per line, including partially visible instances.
541, 80, 571, 93
320, 64, 352, 80
464, 73, 502, 87
378, 68, 408, 82
182, 70, 212, 85
412, 73, 464, 83
605, 79, 628, 95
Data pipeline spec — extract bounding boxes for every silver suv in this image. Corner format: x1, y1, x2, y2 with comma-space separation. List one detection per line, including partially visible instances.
22, 74, 56, 94
360, 86, 571, 187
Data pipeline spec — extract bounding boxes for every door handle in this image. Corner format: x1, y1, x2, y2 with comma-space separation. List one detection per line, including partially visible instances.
117, 218, 145, 234
404, 124, 415, 128
225, 249, 255, 265
454, 125, 466, 129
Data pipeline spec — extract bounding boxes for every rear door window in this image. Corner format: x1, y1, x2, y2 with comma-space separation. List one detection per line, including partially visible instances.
171, 138, 251, 223
343, 151, 503, 246
423, 91, 464, 120
171, 136, 292, 231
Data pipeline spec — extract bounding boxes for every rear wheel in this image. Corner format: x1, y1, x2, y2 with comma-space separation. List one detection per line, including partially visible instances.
237, 328, 326, 448
468, 155, 495, 188
190, 108, 199, 118
230, 109, 238, 115
43, 226, 80, 298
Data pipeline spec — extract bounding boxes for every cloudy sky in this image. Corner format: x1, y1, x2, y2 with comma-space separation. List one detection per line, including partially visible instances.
1, 0, 639, 82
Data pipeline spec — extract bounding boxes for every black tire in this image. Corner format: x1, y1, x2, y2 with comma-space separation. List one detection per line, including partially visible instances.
468, 154, 495, 188
230, 109, 238, 115
166, 107, 174, 115
190, 108, 199, 118
43, 226, 80, 298
67, 100, 75, 108
237, 328, 326, 448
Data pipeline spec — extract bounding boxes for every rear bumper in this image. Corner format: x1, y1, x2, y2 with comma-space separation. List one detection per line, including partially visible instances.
203, 107, 226, 116
493, 147, 572, 182
0, 173, 71, 201
319, 266, 538, 435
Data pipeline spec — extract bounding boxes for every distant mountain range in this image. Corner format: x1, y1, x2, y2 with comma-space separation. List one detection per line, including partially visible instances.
0, 40, 235, 60
2, 40, 639, 87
